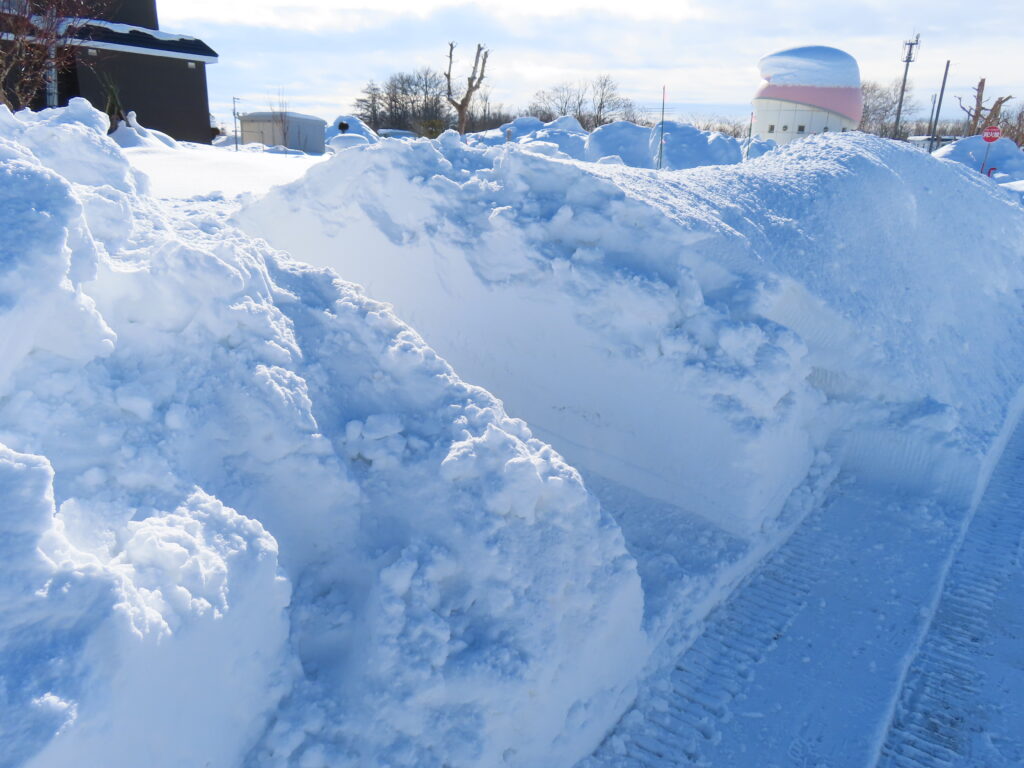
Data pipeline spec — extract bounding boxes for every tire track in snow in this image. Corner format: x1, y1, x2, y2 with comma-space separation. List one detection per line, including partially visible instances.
582, 500, 843, 768
873, 424, 1024, 768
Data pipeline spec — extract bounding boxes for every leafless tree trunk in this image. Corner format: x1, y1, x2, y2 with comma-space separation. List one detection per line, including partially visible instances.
957, 78, 1013, 135
987, 94, 1013, 126
0, 0, 110, 110
444, 41, 488, 134
959, 79, 987, 135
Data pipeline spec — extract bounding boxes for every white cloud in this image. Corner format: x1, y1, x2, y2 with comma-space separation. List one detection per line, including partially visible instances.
161, 0, 709, 30
184, 0, 1024, 125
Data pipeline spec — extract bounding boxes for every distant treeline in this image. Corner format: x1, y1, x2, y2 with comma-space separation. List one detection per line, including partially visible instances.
354, 68, 1024, 145
353, 69, 649, 137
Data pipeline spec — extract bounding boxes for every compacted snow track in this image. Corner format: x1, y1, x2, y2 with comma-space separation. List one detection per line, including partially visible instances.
584, 422, 1024, 768
875, 425, 1024, 768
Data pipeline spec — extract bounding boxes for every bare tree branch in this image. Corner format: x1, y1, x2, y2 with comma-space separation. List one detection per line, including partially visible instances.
1, 0, 112, 110
443, 41, 488, 134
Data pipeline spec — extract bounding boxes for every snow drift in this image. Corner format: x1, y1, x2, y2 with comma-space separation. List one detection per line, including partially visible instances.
465, 115, 751, 170
935, 134, 1024, 182
0, 100, 645, 768
238, 128, 1024, 539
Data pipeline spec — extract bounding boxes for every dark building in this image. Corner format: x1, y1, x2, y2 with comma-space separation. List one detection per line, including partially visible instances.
53, 0, 219, 143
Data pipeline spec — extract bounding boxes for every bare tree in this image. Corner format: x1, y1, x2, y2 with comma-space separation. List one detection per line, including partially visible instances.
463, 88, 517, 133
999, 103, 1024, 145
530, 81, 588, 124
443, 41, 488, 134
269, 90, 289, 148
0, 0, 109, 110
957, 78, 1013, 135
354, 81, 383, 130
859, 79, 919, 137
529, 75, 641, 130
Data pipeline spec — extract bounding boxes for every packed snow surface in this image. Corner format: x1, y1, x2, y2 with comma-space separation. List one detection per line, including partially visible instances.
757, 45, 861, 87
0, 99, 644, 768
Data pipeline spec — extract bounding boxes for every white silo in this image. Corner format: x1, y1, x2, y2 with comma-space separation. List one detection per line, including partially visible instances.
752, 46, 864, 145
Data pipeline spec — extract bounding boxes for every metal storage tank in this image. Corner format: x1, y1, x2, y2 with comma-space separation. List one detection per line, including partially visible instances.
239, 112, 327, 154
752, 46, 864, 145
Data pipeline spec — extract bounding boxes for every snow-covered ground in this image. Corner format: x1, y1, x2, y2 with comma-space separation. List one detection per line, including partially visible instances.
3, 99, 1024, 768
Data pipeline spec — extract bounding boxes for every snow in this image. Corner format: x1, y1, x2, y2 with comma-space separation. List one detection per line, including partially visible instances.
124, 140, 325, 198
241, 111, 325, 124
238, 128, 1024, 541
110, 111, 178, 150
0, 99, 644, 768
71, 19, 199, 43
935, 134, 1024, 181
324, 114, 379, 144
466, 116, 745, 170
4, 96, 1024, 768
757, 45, 861, 88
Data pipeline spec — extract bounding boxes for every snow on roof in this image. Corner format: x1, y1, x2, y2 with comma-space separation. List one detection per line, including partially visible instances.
74, 18, 198, 43
758, 46, 861, 88
241, 111, 326, 124
71, 19, 218, 61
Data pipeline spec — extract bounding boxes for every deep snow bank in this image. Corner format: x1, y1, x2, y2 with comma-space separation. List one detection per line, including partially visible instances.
237, 129, 1024, 537
465, 115, 753, 169
0, 100, 644, 768
935, 134, 1024, 182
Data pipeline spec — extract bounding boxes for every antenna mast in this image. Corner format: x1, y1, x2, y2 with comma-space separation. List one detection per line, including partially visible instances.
893, 34, 920, 139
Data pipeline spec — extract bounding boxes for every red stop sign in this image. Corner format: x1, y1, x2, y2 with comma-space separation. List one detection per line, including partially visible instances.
982, 125, 1001, 142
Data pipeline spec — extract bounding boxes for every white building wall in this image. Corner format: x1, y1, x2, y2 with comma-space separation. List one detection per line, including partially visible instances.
239, 115, 326, 154
752, 99, 857, 145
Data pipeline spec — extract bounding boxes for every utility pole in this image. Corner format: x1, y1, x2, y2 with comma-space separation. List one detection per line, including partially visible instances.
232, 97, 240, 151
926, 60, 950, 153
743, 111, 754, 162
657, 85, 666, 170
893, 34, 920, 140
925, 93, 937, 142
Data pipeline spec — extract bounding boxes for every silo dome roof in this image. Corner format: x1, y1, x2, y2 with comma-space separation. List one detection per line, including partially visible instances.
754, 45, 864, 124
758, 46, 861, 88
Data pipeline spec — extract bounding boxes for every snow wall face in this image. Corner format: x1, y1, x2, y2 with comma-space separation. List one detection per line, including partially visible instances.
0, 100, 645, 768
237, 130, 1024, 537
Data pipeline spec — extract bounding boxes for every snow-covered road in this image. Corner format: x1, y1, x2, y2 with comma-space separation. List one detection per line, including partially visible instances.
877, 426, 1024, 767
582, 418, 1024, 768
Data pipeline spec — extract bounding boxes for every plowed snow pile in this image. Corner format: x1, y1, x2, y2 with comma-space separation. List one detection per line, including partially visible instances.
238, 129, 1024, 537
6, 96, 1024, 768
0, 101, 644, 768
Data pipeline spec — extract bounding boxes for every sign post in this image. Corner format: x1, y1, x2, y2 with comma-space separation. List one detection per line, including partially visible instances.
980, 125, 1000, 174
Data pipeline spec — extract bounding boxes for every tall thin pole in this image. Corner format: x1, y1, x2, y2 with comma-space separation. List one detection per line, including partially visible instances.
893, 33, 920, 139
980, 142, 993, 175
925, 93, 937, 142
657, 85, 666, 170
232, 97, 240, 151
743, 111, 754, 161
927, 60, 950, 153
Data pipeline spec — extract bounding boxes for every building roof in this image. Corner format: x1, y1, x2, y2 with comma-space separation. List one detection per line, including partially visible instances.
241, 112, 327, 125
71, 20, 218, 63
758, 46, 860, 88
753, 45, 863, 124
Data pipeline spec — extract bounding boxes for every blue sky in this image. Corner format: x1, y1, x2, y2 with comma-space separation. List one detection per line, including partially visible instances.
157, 0, 1024, 128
